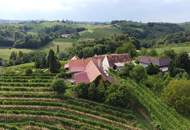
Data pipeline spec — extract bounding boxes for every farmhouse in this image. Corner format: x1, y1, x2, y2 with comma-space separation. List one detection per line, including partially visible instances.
61, 33, 73, 38
64, 53, 131, 84
138, 56, 171, 72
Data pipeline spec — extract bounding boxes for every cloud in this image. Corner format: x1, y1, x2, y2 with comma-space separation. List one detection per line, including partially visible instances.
0, 0, 121, 12
0, 0, 68, 12
0, 0, 189, 22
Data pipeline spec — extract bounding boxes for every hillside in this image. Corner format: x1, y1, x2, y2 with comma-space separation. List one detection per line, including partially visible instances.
0, 21, 85, 49
117, 77, 190, 130
1, 20, 190, 61
180, 22, 190, 31
0, 72, 152, 130
0, 20, 190, 130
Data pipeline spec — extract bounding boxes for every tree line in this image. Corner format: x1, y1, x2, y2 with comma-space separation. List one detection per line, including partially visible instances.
0, 22, 85, 49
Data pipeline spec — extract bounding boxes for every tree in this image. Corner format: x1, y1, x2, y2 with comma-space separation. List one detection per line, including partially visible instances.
119, 63, 134, 77
56, 45, 60, 54
169, 63, 185, 77
163, 50, 176, 59
47, 49, 61, 73
96, 80, 107, 102
175, 52, 190, 74
88, 82, 97, 101
148, 49, 158, 56
9, 51, 17, 61
106, 84, 137, 108
34, 52, 47, 69
169, 52, 190, 76
130, 65, 147, 82
140, 48, 148, 56
146, 63, 160, 75
74, 83, 89, 99
52, 79, 67, 94
116, 42, 137, 57
18, 51, 24, 58
162, 80, 190, 116
25, 68, 33, 76
58, 52, 69, 60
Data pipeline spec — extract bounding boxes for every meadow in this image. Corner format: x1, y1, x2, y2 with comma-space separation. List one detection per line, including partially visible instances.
0, 48, 33, 60
151, 42, 190, 54
0, 38, 74, 60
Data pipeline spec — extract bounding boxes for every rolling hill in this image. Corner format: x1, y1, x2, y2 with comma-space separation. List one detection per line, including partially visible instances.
1, 20, 190, 60
0, 72, 151, 130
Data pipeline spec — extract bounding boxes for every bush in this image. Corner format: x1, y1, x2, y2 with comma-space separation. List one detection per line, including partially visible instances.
146, 63, 160, 75
52, 79, 67, 94
105, 84, 137, 108
56, 71, 71, 79
74, 79, 107, 102
25, 68, 33, 76
130, 65, 147, 82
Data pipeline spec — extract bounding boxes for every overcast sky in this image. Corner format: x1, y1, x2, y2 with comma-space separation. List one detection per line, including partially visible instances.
0, 0, 189, 23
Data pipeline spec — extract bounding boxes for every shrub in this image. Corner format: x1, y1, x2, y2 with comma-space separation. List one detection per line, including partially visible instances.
74, 83, 89, 99
146, 63, 160, 75
25, 68, 33, 76
52, 79, 67, 94
130, 65, 147, 82
56, 71, 71, 79
105, 84, 136, 108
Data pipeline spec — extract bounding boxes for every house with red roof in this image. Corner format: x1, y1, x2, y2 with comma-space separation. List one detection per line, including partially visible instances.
64, 53, 131, 84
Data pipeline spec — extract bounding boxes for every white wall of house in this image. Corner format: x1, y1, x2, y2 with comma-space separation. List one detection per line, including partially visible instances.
140, 63, 148, 68
140, 63, 169, 72
102, 56, 110, 76
160, 67, 168, 72
114, 62, 125, 67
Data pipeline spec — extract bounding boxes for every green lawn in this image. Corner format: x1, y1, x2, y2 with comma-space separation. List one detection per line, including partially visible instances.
80, 24, 122, 39
40, 38, 74, 53
0, 38, 74, 60
0, 48, 33, 60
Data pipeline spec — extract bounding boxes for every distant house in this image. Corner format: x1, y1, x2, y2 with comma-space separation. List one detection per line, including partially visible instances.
64, 53, 131, 84
61, 33, 73, 38
138, 56, 171, 72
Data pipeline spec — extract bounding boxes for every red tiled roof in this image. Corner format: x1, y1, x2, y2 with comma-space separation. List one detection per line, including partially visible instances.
106, 53, 131, 67
73, 60, 103, 84
85, 60, 102, 82
66, 53, 131, 84
64, 56, 79, 69
68, 56, 104, 73
73, 72, 90, 84
68, 59, 87, 73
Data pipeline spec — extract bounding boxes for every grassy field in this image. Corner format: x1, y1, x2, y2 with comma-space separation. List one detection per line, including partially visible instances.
0, 24, 121, 60
0, 48, 33, 60
41, 38, 75, 53
151, 42, 190, 54
0, 38, 74, 60
80, 24, 122, 39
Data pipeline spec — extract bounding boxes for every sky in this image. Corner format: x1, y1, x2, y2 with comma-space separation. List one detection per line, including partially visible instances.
0, 0, 190, 23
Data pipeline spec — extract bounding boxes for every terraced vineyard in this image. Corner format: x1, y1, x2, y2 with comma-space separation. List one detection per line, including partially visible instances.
0, 75, 145, 130
118, 78, 190, 130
